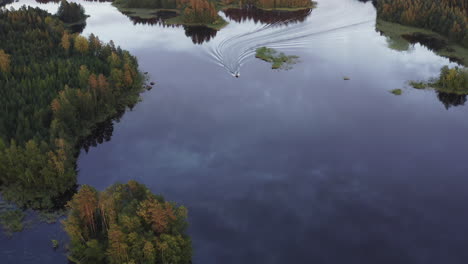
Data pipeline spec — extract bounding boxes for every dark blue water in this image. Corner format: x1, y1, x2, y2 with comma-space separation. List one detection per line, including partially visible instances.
2, 0, 468, 263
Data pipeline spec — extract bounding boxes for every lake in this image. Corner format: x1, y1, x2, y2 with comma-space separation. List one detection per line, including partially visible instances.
2, 0, 468, 263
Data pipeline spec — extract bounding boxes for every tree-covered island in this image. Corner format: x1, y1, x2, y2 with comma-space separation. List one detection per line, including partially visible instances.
64, 181, 192, 264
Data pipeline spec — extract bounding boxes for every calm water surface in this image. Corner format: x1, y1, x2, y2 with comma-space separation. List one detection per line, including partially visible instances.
2, 0, 468, 263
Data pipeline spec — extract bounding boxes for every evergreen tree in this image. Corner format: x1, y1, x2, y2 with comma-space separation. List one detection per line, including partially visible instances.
63, 181, 192, 264
0, 7, 144, 209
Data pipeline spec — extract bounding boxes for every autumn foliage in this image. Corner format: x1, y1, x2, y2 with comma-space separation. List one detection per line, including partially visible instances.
434, 66, 468, 93
0, 7, 144, 209
377, 0, 468, 48
183, 0, 219, 24
63, 181, 192, 264
0, 49, 10, 73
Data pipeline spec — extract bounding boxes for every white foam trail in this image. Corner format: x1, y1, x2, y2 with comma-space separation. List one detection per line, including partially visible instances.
205, 0, 376, 76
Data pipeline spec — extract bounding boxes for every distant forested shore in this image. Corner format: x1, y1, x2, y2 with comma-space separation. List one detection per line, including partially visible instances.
113, 0, 316, 30
376, 0, 467, 48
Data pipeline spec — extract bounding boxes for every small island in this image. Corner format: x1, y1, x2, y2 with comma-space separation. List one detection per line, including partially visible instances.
410, 66, 468, 94
255, 46, 299, 69
64, 181, 192, 264
57, 0, 89, 32
390, 89, 403, 95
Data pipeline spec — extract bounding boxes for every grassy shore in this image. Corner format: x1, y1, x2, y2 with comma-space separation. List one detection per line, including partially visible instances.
377, 20, 468, 67
410, 82, 468, 95
113, 2, 227, 30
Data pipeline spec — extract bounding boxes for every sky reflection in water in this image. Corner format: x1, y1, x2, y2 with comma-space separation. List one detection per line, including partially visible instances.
2, 0, 468, 263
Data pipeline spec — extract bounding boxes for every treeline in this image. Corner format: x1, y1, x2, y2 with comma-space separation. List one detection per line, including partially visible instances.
115, 0, 313, 27
0, 7, 144, 209
411, 66, 468, 93
64, 181, 192, 264
56, 0, 87, 24
376, 0, 468, 48
182, 0, 218, 24
433, 66, 468, 93
114, 0, 221, 25
223, 5, 311, 25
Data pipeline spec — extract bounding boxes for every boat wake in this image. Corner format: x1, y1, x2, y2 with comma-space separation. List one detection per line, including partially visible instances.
205, 2, 375, 76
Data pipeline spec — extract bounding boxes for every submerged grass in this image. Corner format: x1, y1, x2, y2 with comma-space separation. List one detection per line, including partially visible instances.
390, 89, 403, 95
255, 47, 299, 70
52, 239, 59, 249
0, 208, 25, 236
409, 81, 427, 89
38, 209, 67, 224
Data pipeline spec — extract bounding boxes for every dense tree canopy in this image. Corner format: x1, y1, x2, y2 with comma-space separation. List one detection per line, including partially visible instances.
63, 181, 192, 264
0, 7, 144, 209
114, 0, 313, 27
223, 5, 312, 25
434, 66, 468, 93
56, 0, 87, 24
182, 0, 219, 24
376, 0, 468, 48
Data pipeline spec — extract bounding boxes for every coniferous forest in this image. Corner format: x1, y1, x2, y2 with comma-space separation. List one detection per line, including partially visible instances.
64, 181, 192, 264
114, 0, 314, 29
376, 0, 468, 48
56, 0, 87, 24
1, 0, 468, 263
0, 6, 144, 209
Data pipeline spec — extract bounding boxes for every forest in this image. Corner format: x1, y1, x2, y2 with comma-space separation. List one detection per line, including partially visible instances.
114, 0, 224, 27
376, 0, 468, 48
114, 0, 314, 29
56, 0, 87, 24
0, 6, 144, 209
64, 181, 192, 264
412, 66, 468, 94
223, 5, 312, 25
